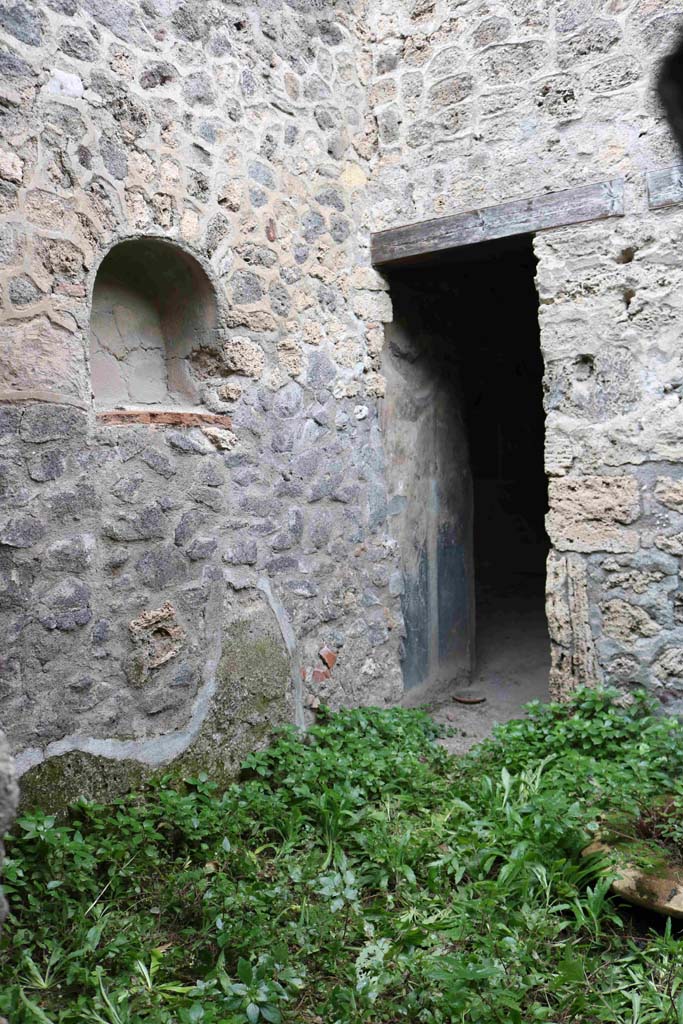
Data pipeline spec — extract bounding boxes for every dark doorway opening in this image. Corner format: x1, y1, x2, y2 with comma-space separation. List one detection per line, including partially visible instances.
382, 233, 549, 711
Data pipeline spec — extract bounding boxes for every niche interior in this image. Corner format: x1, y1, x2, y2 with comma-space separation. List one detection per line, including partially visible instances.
89, 238, 218, 410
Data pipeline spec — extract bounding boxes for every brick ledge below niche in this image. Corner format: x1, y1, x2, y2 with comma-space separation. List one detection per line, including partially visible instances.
96, 409, 232, 428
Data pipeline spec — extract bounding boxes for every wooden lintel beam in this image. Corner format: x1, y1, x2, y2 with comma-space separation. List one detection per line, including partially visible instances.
370, 179, 625, 267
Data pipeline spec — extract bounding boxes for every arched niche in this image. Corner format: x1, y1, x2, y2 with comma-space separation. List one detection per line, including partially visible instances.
89, 238, 218, 410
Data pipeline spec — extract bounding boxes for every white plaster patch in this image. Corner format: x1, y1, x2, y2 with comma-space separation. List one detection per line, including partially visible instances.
45, 70, 84, 98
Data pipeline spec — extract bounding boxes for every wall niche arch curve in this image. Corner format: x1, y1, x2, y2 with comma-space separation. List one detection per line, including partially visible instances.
89, 237, 219, 410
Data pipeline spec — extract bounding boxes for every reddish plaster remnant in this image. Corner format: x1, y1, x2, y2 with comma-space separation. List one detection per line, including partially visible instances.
319, 645, 337, 669
304, 646, 338, 691
97, 410, 233, 428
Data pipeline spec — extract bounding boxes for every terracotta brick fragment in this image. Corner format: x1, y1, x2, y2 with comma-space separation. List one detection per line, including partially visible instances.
319, 645, 337, 669
97, 409, 232, 429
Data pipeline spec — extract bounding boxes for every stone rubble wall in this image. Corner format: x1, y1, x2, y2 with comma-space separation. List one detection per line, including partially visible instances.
366, 0, 683, 706
365, 0, 681, 225
0, 0, 403, 806
538, 214, 683, 708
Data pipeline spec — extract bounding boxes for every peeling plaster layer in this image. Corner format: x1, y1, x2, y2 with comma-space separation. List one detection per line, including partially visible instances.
14, 584, 226, 778
14, 579, 305, 779
257, 576, 305, 731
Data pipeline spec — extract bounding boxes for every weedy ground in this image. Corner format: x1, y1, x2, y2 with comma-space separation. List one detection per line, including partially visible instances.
3, 688, 683, 1023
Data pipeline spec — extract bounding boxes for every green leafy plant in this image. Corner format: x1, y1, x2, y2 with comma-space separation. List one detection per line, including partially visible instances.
3, 692, 683, 1022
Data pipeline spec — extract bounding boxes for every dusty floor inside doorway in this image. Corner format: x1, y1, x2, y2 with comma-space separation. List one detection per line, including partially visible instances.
406, 576, 550, 755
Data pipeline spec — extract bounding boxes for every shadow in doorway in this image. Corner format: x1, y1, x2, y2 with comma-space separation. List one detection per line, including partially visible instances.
383, 233, 550, 719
